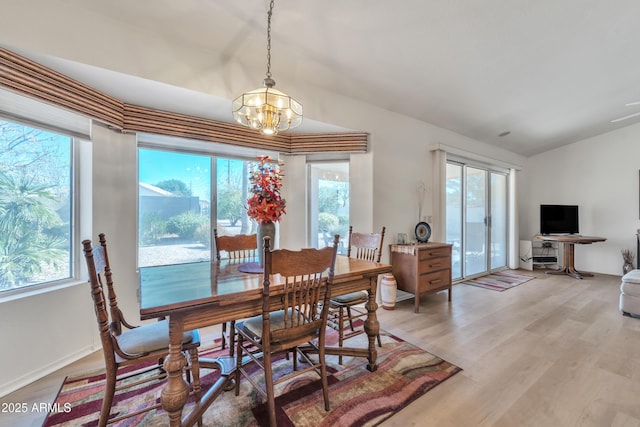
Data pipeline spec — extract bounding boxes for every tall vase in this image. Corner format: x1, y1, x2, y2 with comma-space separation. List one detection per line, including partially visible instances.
257, 221, 276, 267
380, 274, 398, 310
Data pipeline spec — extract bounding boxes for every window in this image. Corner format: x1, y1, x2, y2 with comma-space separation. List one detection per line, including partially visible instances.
308, 162, 350, 253
0, 119, 74, 292
216, 157, 253, 236
138, 147, 254, 267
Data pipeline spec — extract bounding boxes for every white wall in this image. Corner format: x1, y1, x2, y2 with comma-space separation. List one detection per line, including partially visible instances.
91, 125, 139, 318
0, 281, 95, 395
520, 122, 640, 276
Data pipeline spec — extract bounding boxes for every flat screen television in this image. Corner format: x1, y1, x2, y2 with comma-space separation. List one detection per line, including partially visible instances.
540, 204, 579, 235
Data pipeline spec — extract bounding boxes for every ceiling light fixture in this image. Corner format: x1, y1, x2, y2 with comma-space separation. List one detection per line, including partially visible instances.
232, 0, 302, 135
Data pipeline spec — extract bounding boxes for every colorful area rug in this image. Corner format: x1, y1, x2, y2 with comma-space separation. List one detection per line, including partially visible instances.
461, 270, 535, 292
44, 328, 461, 427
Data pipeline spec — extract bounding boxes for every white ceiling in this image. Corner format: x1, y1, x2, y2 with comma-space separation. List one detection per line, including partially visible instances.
4, 0, 640, 156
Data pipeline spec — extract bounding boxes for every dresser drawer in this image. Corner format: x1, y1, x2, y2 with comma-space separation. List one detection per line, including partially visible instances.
418, 256, 450, 272
418, 246, 451, 261
418, 269, 450, 292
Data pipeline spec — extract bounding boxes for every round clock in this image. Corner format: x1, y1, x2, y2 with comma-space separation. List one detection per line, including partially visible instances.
415, 221, 431, 243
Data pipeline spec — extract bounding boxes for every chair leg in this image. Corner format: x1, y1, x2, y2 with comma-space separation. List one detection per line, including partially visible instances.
221, 322, 227, 350
183, 353, 192, 384
319, 342, 330, 411
263, 350, 277, 427
188, 348, 203, 427
376, 333, 382, 347
345, 306, 356, 331
229, 320, 236, 357
99, 367, 117, 427
234, 333, 244, 397
338, 306, 345, 365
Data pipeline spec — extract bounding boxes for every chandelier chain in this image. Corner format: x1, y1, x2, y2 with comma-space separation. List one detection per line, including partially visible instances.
265, 0, 274, 80
231, 0, 302, 135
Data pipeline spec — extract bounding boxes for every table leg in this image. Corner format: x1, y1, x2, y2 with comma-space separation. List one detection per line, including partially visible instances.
162, 316, 190, 427
545, 242, 594, 279
363, 277, 379, 372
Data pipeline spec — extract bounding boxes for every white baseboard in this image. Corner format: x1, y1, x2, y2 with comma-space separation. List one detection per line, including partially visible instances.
0, 345, 98, 399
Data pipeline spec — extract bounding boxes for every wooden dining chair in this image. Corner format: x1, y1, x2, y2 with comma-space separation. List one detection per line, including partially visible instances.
234, 235, 340, 427
329, 225, 385, 364
82, 234, 202, 427
214, 228, 258, 262
213, 228, 257, 355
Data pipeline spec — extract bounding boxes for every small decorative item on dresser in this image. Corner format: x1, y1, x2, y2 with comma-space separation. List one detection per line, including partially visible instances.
621, 248, 634, 275
414, 221, 431, 243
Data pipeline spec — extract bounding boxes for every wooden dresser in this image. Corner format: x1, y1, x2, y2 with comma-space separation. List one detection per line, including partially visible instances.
390, 242, 452, 313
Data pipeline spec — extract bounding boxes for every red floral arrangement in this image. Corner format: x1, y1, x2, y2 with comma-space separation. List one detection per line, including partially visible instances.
246, 155, 286, 224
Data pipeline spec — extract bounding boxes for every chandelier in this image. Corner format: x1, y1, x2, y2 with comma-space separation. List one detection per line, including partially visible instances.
232, 0, 302, 135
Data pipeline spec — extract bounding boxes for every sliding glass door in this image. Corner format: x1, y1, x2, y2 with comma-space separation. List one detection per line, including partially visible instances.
465, 166, 488, 276
446, 161, 508, 280
490, 173, 508, 269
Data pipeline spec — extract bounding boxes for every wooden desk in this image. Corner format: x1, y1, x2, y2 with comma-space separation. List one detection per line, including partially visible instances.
139, 256, 391, 427
535, 235, 606, 279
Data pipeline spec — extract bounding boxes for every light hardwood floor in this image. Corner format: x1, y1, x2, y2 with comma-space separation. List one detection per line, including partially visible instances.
2, 269, 637, 426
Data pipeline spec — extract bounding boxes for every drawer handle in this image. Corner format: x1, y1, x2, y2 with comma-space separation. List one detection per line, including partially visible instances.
429, 263, 442, 268
430, 279, 443, 284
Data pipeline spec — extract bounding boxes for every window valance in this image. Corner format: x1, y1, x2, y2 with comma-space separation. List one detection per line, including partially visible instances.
0, 48, 367, 154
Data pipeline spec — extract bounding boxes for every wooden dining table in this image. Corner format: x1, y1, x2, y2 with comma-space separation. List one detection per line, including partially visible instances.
139, 255, 392, 427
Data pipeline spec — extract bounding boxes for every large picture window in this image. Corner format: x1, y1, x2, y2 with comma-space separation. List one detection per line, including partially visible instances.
0, 119, 73, 292
138, 147, 253, 267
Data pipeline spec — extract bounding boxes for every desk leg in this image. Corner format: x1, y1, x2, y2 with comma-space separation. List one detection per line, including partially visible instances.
363, 277, 379, 372
545, 242, 593, 279
162, 316, 189, 427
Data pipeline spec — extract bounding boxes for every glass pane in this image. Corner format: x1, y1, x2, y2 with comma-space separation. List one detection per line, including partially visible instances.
138, 149, 211, 267
0, 120, 72, 291
465, 167, 487, 276
445, 163, 462, 279
490, 173, 507, 269
215, 158, 252, 236
308, 162, 349, 254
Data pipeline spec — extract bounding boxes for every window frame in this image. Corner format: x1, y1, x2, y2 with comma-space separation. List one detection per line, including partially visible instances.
136, 135, 278, 268
306, 159, 351, 253
0, 116, 90, 303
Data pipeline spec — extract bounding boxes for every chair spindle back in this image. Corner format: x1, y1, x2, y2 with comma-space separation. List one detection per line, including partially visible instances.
262, 235, 339, 344
214, 229, 257, 262
347, 225, 386, 263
